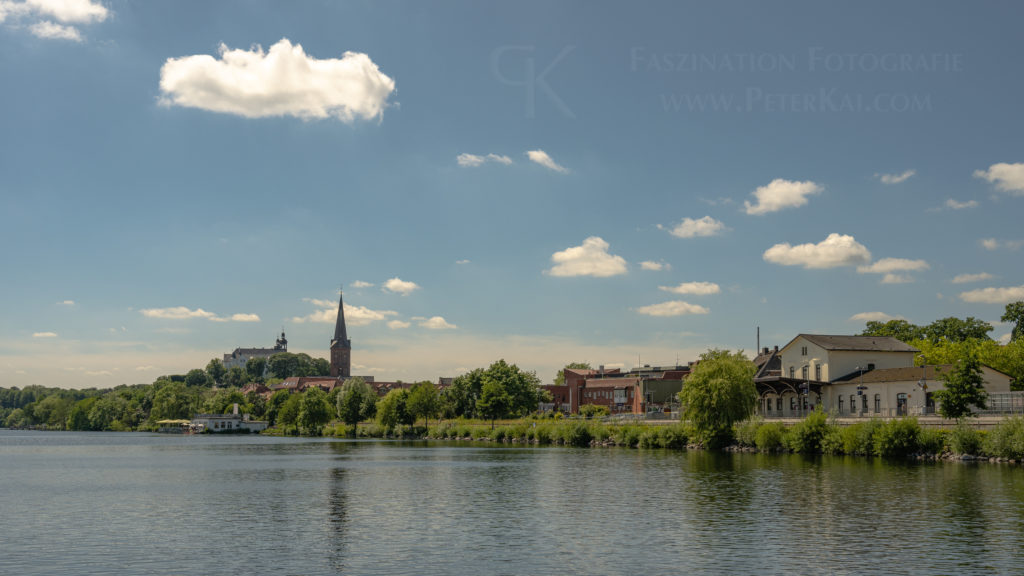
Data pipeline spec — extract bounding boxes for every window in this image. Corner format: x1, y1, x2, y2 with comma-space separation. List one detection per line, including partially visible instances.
776, 397, 782, 411
874, 394, 881, 413
850, 395, 856, 413
801, 346, 808, 356
815, 365, 822, 381
861, 395, 868, 413
790, 397, 797, 411
838, 396, 844, 413
801, 365, 808, 380
789, 366, 795, 378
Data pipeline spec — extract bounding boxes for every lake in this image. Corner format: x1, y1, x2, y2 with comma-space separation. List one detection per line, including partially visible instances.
2, 430, 1023, 575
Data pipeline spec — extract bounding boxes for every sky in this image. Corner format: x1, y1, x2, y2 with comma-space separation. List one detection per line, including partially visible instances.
1, 0, 1023, 389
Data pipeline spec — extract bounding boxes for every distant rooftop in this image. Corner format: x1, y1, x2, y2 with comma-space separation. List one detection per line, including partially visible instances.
791, 334, 920, 353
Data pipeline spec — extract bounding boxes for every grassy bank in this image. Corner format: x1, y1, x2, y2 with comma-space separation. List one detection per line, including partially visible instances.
267, 414, 1024, 463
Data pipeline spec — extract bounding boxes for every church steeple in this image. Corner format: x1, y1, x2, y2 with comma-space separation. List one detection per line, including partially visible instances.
329, 287, 351, 378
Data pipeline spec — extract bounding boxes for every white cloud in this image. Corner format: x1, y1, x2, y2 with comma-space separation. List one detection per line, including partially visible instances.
659, 281, 721, 296
456, 259, 471, 265
667, 216, 726, 238
26, 0, 108, 23
857, 257, 930, 275
635, 301, 710, 317
980, 238, 1024, 251
974, 162, 1024, 196
29, 20, 81, 41
383, 277, 420, 295
849, 312, 904, 323
881, 273, 914, 284
227, 313, 261, 322
762, 233, 872, 269
32, 331, 58, 338
547, 236, 628, 278
140, 306, 218, 320
952, 272, 994, 284
293, 302, 397, 326
159, 39, 395, 123
640, 261, 668, 271
457, 153, 513, 167
945, 198, 978, 210
744, 179, 823, 215
959, 284, 1024, 304
57, 299, 75, 306
526, 150, 569, 173
387, 320, 410, 330
135, 365, 156, 371
420, 316, 457, 330
351, 280, 374, 288
876, 170, 916, 184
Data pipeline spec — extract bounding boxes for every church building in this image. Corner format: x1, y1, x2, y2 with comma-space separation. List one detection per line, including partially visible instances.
329, 290, 352, 378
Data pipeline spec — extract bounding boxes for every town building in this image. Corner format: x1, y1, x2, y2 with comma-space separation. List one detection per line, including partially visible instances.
562, 364, 691, 415
755, 334, 1013, 418
190, 404, 268, 433
329, 290, 352, 378
222, 332, 288, 372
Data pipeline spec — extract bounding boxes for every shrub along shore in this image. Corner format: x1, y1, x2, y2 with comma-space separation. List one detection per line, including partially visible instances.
274, 413, 1024, 464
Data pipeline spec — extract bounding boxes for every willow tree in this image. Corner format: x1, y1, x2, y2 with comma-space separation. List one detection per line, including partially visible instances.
677, 349, 757, 449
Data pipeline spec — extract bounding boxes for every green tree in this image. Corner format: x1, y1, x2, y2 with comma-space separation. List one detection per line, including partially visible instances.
554, 362, 592, 386
224, 366, 249, 388
201, 389, 245, 414
377, 388, 413, 432
923, 316, 993, 343
246, 357, 268, 382
860, 319, 925, 342
483, 359, 542, 417
934, 353, 989, 420
205, 359, 227, 386
297, 388, 332, 435
67, 397, 99, 431
184, 368, 212, 388
310, 357, 331, 376
277, 393, 302, 434
336, 377, 377, 433
1002, 301, 1024, 342
265, 389, 291, 426
677, 349, 758, 449
476, 380, 511, 429
441, 368, 485, 418
407, 381, 441, 428
151, 381, 198, 421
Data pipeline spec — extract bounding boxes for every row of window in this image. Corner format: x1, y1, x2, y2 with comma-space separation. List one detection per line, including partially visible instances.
788, 364, 823, 380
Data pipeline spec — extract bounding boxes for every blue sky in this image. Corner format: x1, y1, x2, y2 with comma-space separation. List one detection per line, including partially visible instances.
2, 0, 1023, 388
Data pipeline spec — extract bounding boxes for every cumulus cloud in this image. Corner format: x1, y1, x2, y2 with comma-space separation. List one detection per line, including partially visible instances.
292, 300, 397, 326
876, 170, 916, 184
351, 280, 374, 288
665, 216, 726, 238
640, 261, 668, 271
29, 20, 81, 41
980, 238, 1024, 251
945, 198, 978, 210
547, 236, 628, 278
849, 312, 904, 322
159, 38, 396, 122
140, 306, 218, 320
857, 258, 930, 274
974, 162, 1024, 196
32, 331, 58, 338
383, 277, 420, 295
387, 320, 410, 330
57, 299, 75, 306
526, 150, 569, 173
227, 313, 260, 322
959, 284, 1024, 304
881, 273, 915, 284
635, 301, 710, 317
1, 0, 107, 41
744, 179, 823, 215
762, 233, 872, 269
456, 259, 471, 265
420, 316, 457, 330
457, 153, 513, 167
952, 272, 994, 284
659, 281, 721, 296
981, 238, 1000, 250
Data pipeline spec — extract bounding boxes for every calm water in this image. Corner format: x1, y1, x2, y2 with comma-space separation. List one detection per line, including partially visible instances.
2, 431, 1024, 575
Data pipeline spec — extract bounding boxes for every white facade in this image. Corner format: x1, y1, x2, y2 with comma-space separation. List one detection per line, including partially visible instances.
778, 335, 916, 384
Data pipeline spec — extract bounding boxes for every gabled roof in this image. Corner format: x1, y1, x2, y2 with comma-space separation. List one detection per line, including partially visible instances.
784, 334, 919, 353
753, 347, 782, 379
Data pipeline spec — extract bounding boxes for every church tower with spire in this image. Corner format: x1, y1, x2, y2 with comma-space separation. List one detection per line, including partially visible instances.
329, 288, 352, 378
